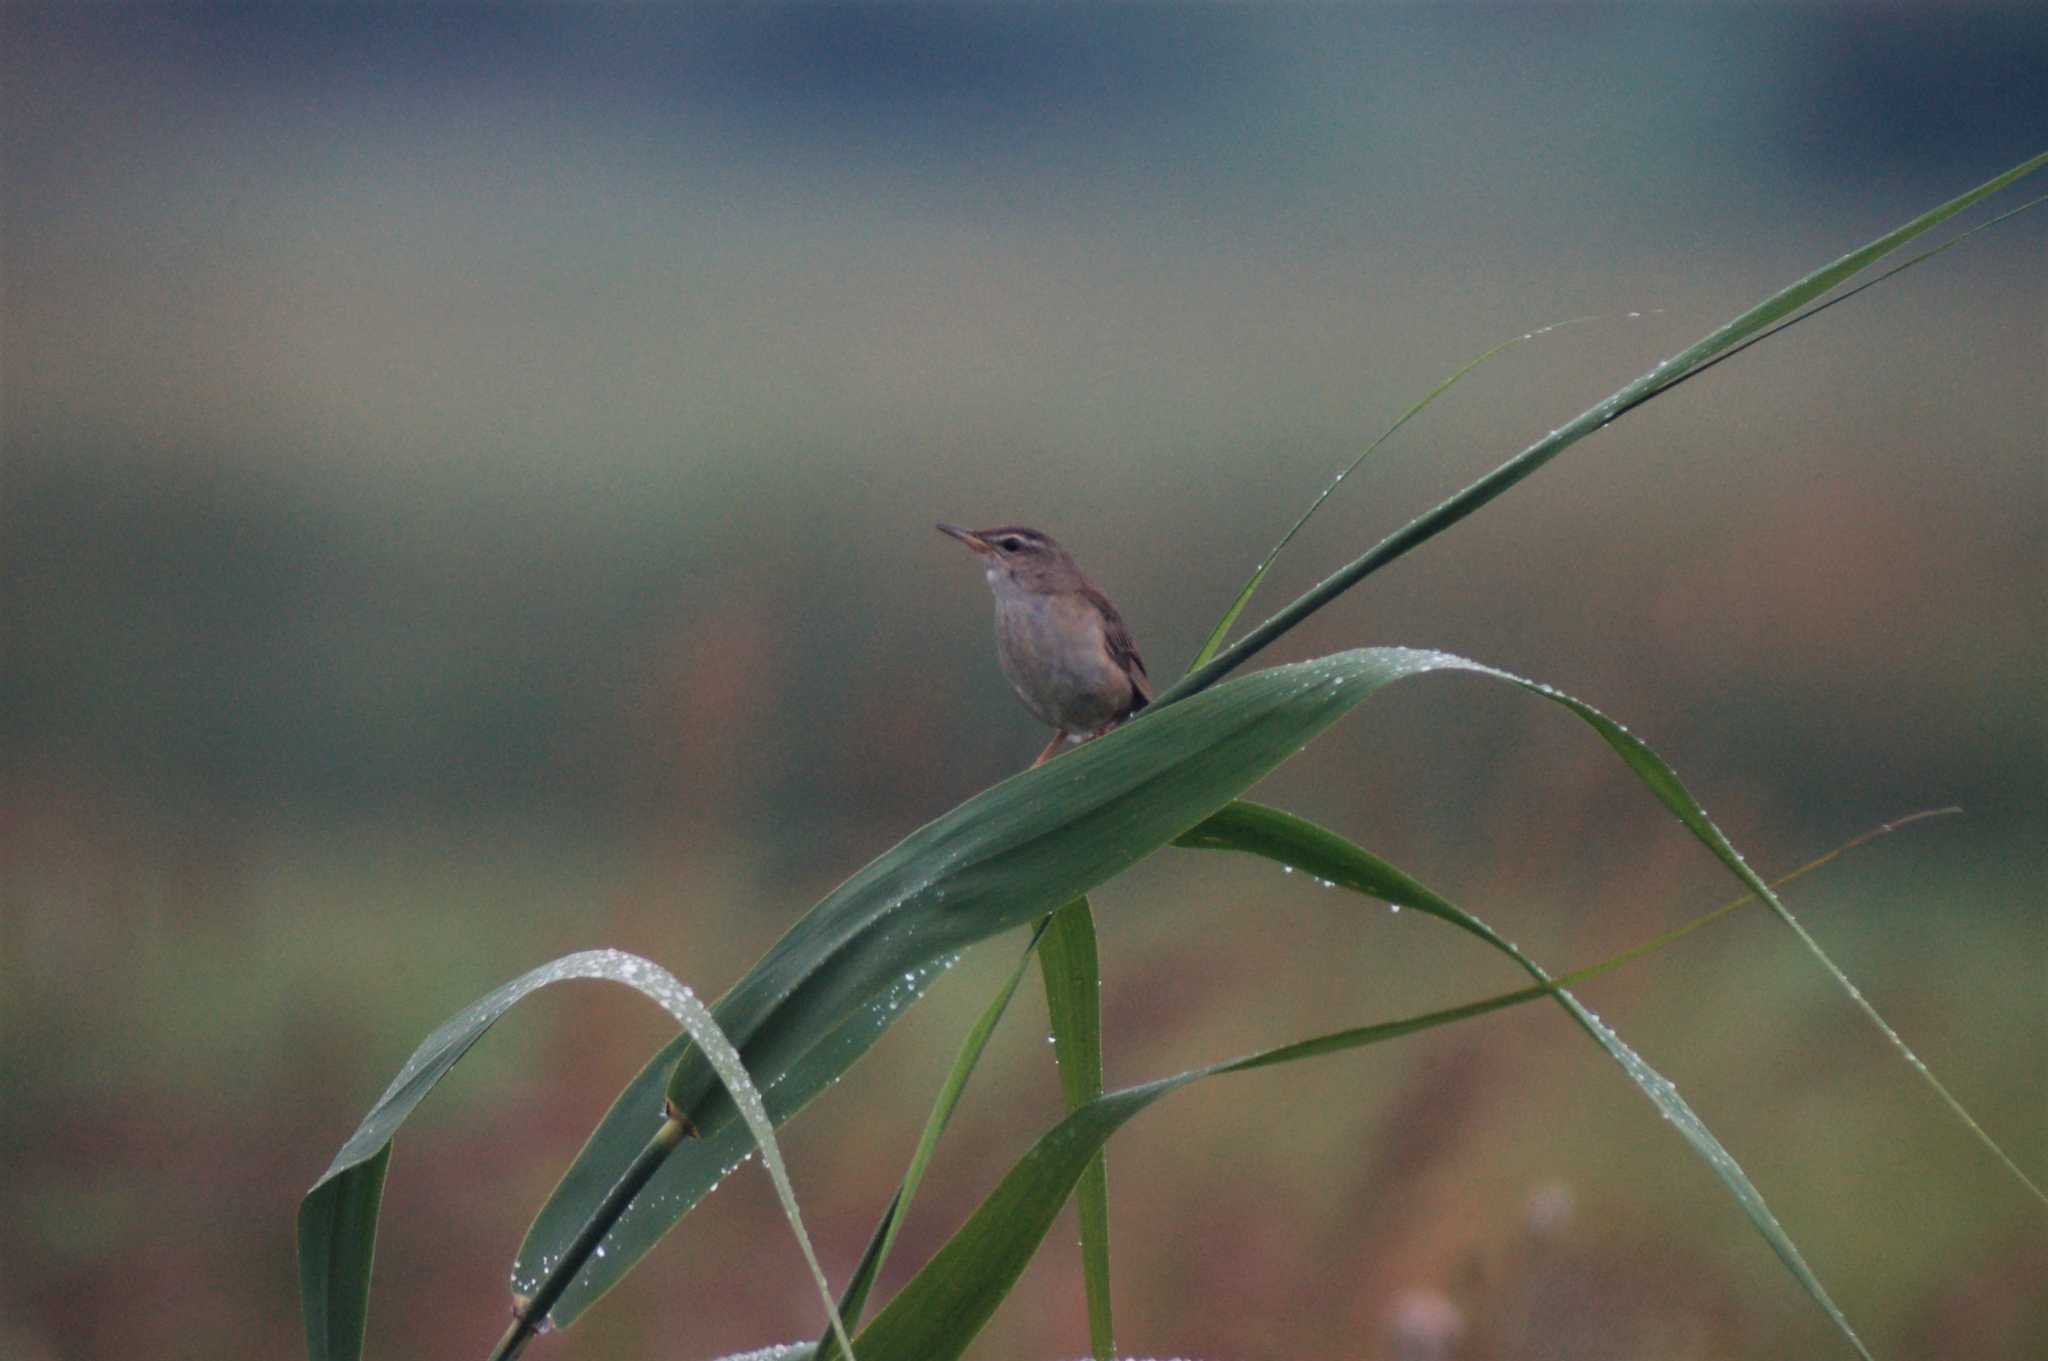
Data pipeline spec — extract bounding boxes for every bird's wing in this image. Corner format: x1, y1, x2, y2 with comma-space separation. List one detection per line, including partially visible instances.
1086, 583, 1153, 711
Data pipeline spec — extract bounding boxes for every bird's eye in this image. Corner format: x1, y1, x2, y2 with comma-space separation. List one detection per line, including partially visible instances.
997, 536, 1025, 552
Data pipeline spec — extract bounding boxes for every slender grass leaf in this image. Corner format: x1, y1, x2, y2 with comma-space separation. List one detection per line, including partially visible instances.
297, 1146, 388, 1361
848, 1077, 1175, 1361
298, 949, 840, 1361
1178, 801, 1875, 1354
826, 1189, 898, 1349
857, 805, 1876, 1361
1656, 191, 2048, 407
839, 953, 1570, 1359
1160, 151, 2048, 708
831, 793, 1923, 1361
1039, 898, 1113, 1359
304, 951, 692, 1361
815, 919, 1052, 1359
1189, 312, 1622, 673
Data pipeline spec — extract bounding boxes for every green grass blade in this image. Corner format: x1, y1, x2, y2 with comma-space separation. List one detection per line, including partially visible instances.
839, 965, 1611, 1359
1655, 191, 2048, 405
297, 1146, 388, 1361
1158, 151, 2048, 708
1176, 801, 1875, 1354
847, 1076, 1179, 1361
1512, 677, 2048, 1210
299, 949, 778, 1361
1187, 313, 1617, 674
856, 802, 1885, 1361
850, 983, 1561, 1359
515, 985, 907, 1325
1039, 898, 1113, 1359
826, 1188, 899, 1349
816, 920, 1051, 1358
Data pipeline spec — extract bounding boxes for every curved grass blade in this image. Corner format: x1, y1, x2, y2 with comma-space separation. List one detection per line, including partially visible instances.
516, 968, 936, 1326
303, 951, 691, 1361
504, 962, 854, 1361
817, 806, 1944, 1360
1493, 680, 2048, 1210
1038, 898, 1113, 1359
856, 811, 1877, 1361
1157, 152, 2048, 709
1188, 312, 1621, 673
299, 1146, 388, 1361
297, 949, 844, 1361
1178, 803, 1882, 1351
815, 919, 1053, 1359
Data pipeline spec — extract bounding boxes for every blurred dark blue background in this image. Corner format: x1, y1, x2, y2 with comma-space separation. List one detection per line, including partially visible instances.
4, 7, 2042, 1360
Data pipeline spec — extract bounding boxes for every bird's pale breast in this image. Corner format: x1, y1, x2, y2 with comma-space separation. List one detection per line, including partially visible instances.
990, 585, 1131, 734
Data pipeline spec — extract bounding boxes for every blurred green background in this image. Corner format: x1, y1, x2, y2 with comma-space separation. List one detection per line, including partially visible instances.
3, 7, 2042, 1360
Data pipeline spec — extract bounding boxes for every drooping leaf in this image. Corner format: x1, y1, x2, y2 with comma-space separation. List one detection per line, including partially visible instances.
849, 808, 1873, 1360
299, 950, 838, 1361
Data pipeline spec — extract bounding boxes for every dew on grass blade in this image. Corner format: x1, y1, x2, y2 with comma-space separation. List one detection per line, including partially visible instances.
499, 950, 857, 1360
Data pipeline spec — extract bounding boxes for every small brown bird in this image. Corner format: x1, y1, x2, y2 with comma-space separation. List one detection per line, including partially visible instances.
938, 523, 1152, 767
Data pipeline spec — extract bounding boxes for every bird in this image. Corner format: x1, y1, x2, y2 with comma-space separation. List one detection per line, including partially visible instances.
937, 523, 1152, 767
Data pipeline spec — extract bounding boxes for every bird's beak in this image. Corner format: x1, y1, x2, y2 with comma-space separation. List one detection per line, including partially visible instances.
936, 522, 994, 557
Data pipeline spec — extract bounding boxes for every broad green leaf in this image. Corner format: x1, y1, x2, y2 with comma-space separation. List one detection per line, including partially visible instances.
1039, 899, 1112, 1359
522, 647, 1443, 1325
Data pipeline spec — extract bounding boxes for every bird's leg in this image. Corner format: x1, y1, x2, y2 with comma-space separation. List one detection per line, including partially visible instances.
1030, 731, 1069, 768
